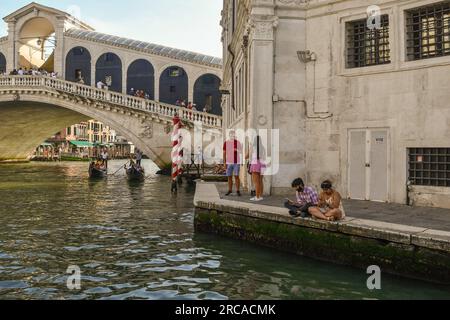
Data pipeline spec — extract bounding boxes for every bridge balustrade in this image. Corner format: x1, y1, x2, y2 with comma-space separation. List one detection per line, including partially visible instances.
0, 75, 223, 128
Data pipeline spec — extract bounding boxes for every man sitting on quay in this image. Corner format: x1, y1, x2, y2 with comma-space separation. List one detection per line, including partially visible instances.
223, 130, 242, 197
284, 178, 319, 218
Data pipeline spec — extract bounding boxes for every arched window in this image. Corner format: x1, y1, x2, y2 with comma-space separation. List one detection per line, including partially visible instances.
127, 59, 155, 99
159, 66, 188, 105
65, 47, 91, 85
96, 52, 122, 93
0, 52, 6, 74
194, 74, 222, 115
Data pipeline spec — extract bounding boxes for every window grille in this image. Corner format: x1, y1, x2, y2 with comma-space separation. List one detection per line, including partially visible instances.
347, 15, 391, 68
408, 148, 450, 187
406, 2, 450, 60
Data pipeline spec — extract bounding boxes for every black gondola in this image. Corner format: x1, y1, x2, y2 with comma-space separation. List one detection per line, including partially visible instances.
89, 162, 107, 179
125, 164, 145, 181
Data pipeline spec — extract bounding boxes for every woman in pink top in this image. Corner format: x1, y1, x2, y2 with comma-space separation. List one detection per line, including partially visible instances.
246, 135, 266, 202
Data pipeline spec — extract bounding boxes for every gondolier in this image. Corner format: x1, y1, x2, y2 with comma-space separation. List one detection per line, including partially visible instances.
125, 161, 145, 182
101, 148, 109, 169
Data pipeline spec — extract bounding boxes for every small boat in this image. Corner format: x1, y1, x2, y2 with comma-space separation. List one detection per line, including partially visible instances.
125, 164, 145, 181
89, 162, 107, 179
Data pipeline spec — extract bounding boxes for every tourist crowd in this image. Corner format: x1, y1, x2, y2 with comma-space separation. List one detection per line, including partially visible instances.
9, 67, 58, 78
129, 88, 151, 100
175, 100, 210, 113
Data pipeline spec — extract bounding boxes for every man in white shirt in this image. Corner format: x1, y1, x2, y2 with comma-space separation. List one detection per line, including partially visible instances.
97, 81, 105, 89
18, 68, 24, 75
101, 149, 109, 169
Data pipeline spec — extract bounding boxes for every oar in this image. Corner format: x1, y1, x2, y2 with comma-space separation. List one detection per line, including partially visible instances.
110, 160, 129, 176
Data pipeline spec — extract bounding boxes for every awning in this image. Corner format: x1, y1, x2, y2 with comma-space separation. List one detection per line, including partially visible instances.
40, 142, 54, 147
69, 140, 94, 148
94, 143, 113, 147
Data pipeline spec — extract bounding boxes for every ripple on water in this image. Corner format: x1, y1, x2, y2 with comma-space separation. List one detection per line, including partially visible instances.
0, 280, 29, 290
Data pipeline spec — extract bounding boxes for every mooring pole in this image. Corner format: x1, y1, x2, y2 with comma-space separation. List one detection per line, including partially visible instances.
171, 114, 183, 193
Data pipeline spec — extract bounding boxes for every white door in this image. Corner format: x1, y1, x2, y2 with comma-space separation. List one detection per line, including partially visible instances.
348, 129, 389, 202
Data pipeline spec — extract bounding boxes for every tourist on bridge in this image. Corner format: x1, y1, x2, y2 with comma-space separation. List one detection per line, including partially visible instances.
223, 130, 242, 197
284, 178, 319, 218
129, 88, 135, 96
308, 180, 346, 221
97, 80, 106, 89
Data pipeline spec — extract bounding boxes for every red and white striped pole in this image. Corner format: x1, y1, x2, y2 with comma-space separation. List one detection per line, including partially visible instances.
171, 114, 183, 192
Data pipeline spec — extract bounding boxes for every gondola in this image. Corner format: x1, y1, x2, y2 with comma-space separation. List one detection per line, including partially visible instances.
125, 164, 145, 181
89, 162, 107, 179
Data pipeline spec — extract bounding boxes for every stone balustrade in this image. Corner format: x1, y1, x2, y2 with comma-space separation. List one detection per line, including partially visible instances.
0, 75, 223, 128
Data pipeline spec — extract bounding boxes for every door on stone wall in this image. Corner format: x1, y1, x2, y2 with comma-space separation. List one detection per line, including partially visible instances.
348, 129, 389, 202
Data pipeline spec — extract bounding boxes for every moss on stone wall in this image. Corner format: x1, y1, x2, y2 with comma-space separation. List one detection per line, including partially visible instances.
195, 208, 450, 284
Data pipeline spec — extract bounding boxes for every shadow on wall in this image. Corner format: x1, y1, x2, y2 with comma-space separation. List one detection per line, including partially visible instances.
0, 102, 89, 161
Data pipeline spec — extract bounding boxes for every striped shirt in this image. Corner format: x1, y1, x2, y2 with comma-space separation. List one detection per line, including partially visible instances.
296, 187, 319, 206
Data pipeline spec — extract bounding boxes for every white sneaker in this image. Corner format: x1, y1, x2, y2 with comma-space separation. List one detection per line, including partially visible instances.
255, 197, 264, 202
250, 197, 257, 201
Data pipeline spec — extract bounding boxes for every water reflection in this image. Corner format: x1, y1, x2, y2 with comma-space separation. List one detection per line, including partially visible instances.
0, 161, 449, 300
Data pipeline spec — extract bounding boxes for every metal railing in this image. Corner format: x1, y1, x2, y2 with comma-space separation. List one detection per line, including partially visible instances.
0, 75, 223, 128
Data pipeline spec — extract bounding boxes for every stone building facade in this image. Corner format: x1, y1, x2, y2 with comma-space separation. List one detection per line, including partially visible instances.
221, 0, 450, 208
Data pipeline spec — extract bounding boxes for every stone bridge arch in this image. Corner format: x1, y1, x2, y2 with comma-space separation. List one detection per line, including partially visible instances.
0, 94, 172, 168
0, 76, 223, 167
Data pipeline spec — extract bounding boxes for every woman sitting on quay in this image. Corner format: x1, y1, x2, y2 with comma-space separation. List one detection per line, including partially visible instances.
308, 180, 346, 221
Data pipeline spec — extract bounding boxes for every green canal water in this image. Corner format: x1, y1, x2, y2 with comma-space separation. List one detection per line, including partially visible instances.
0, 161, 449, 300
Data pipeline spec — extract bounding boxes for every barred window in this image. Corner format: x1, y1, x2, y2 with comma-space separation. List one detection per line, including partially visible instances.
346, 15, 391, 68
408, 148, 450, 187
406, 2, 450, 60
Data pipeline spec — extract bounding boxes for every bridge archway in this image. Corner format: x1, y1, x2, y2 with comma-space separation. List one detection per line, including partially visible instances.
96, 52, 122, 93
0, 52, 5, 74
66, 47, 91, 85
159, 66, 188, 105
66, 47, 92, 85
0, 99, 169, 168
194, 74, 222, 115
18, 17, 56, 72
127, 59, 155, 99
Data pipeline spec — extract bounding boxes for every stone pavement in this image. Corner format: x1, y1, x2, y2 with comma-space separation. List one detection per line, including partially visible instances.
215, 183, 450, 232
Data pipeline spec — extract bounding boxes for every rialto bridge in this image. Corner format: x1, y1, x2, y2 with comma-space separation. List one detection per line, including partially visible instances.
0, 3, 223, 167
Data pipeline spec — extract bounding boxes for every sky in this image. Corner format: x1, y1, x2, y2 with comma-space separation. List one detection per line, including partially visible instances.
0, 0, 223, 57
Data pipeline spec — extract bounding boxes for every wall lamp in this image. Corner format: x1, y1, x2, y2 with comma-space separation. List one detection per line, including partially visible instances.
297, 50, 317, 63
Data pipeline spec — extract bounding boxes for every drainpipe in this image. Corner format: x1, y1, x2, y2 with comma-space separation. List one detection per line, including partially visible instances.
296, 51, 333, 119
227, 44, 236, 111
406, 179, 412, 206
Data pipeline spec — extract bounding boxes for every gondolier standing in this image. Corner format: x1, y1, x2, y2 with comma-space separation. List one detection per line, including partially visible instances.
101, 148, 109, 169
